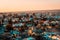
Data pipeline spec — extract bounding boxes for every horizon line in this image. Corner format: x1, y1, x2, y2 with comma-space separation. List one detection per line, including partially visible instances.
0, 9, 60, 13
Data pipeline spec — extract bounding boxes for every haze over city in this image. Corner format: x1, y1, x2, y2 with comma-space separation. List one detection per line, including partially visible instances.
0, 0, 60, 12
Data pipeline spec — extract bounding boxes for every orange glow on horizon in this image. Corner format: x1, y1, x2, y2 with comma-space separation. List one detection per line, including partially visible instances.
0, 0, 60, 12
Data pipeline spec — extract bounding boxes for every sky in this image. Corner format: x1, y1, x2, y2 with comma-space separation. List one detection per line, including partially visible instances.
0, 0, 60, 12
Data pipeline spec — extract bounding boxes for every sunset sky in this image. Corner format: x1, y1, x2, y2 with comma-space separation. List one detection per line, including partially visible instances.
0, 0, 60, 12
